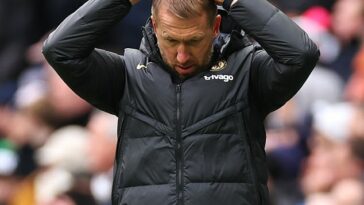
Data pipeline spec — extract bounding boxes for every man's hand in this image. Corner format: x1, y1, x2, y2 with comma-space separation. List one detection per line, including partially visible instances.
214, 0, 224, 6
129, 0, 140, 5
213, 0, 238, 7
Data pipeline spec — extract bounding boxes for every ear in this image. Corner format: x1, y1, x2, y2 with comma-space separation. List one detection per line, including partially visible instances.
151, 15, 157, 34
213, 15, 222, 37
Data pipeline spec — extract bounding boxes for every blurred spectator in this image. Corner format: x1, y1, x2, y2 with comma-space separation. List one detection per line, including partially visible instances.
41, 188, 98, 205
300, 102, 364, 205
6, 113, 118, 205
86, 111, 117, 205
0, 139, 18, 205
331, 179, 364, 205
266, 100, 307, 205
0, 106, 13, 138
331, 0, 364, 46
7, 172, 37, 205
345, 45, 364, 103
301, 102, 355, 194
298, 6, 339, 63
14, 35, 93, 129
292, 8, 344, 118
86, 111, 117, 173
8, 126, 91, 205
0, 140, 17, 176
7, 99, 55, 177
36, 126, 91, 174
305, 178, 364, 205
2, 45, 94, 175
44, 64, 93, 127
329, 0, 364, 82
349, 106, 364, 140
305, 193, 335, 205
266, 8, 346, 203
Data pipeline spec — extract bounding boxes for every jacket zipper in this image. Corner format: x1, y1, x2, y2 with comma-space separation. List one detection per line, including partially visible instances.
175, 84, 184, 205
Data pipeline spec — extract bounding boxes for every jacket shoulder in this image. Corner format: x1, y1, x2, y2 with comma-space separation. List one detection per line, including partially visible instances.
124, 48, 147, 61
123, 48, 149, 70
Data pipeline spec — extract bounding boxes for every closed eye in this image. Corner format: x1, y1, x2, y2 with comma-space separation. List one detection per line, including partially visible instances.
164, 37, 178, 44
187, 39, 202, 45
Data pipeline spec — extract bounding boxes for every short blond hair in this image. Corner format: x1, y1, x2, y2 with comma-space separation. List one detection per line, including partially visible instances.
152, 0, 217, 25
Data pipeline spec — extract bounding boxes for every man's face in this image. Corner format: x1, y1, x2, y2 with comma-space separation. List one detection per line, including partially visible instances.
152, 6, 221, 78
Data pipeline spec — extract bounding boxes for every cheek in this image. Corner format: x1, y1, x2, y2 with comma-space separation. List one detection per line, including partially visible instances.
198, 45, 210, 56
159, 44, 176, 62
192, 42, 213, 62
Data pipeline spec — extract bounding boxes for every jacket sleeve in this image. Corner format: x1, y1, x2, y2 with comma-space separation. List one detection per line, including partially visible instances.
42, 0, 132, 115
225, 0, 320, 115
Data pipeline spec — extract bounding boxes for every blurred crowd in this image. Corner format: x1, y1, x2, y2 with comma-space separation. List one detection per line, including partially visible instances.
0, 0, 363, 205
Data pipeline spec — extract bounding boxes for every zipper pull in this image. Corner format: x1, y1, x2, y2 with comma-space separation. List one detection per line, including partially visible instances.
176, 84, 181, 93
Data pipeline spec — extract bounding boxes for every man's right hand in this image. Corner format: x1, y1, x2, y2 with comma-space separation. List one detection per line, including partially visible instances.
129, 0, 140, 5
213, 0, 224, 6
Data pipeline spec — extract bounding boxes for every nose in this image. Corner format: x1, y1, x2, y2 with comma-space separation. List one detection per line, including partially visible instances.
176, 45, 190, 65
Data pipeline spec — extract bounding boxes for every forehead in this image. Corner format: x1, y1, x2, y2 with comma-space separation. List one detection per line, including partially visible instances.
156, 6, 211, 38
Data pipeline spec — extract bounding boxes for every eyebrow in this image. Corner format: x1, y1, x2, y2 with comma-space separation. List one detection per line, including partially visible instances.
162, 32, 204, 42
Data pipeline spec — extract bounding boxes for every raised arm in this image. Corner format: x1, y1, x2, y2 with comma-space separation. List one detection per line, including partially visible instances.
222, 0, 320, 115
42, 0, 135, 115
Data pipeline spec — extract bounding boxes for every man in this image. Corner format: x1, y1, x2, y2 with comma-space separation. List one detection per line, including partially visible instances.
42, 0, 319, 204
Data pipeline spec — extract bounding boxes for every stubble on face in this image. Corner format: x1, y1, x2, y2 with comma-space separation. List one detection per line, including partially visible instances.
158, 43, 215, 79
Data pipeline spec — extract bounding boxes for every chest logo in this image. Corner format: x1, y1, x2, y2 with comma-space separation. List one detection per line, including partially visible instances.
204, 74, 234, 82
210, 60, 227, 72
137, 63, 148, 70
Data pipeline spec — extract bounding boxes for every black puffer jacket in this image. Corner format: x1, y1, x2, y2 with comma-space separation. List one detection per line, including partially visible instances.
42, 0, 319, 204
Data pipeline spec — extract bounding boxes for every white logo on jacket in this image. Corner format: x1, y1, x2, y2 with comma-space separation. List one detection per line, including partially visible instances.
137, 63, 147, 70
204, 74, 234, 82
